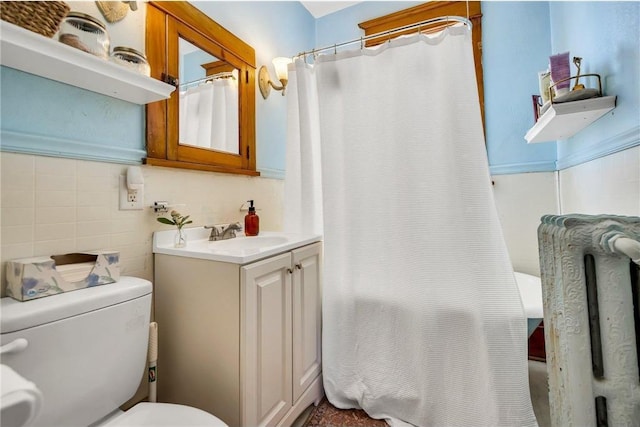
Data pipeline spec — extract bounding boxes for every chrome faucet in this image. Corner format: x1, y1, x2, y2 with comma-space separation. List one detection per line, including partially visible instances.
205, 222, 243, 241
220, 222, 242, 240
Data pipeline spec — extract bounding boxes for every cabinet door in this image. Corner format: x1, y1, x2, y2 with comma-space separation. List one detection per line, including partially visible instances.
241, 253, 292, 427
292, 243, 322, 403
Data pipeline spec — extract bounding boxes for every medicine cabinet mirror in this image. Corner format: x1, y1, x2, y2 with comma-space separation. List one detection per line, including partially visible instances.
145, 1, 258, 175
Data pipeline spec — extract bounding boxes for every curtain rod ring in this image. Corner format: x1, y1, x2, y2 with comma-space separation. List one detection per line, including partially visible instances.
334, 44, 337, 54
360, 36, 364, 49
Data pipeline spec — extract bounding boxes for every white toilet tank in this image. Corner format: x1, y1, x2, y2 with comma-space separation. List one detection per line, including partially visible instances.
1, 277, 152, 427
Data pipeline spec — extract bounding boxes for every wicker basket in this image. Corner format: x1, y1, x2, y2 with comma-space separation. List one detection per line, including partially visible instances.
0, 1, 70, 38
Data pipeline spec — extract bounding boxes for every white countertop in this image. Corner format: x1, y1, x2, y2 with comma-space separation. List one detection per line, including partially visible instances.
153, 227, 322, 264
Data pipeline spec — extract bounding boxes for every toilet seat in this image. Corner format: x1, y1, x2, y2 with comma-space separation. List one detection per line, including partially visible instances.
102, 403, 228, 427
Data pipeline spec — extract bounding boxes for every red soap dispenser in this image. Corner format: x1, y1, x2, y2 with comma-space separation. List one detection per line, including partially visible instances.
244, 200, 259, 236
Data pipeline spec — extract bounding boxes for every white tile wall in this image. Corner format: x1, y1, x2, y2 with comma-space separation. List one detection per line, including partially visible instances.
493, 145, 640, 276
559, 145, 640, 216
491, 172, 559, 276
4, 147, 636, 296
0, 152, 284, 295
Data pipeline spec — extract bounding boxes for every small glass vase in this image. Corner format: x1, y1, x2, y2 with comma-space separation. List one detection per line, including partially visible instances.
174, 227, 187, 248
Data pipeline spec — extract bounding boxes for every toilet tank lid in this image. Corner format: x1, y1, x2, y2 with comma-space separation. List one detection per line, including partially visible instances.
1, 277, 152, 334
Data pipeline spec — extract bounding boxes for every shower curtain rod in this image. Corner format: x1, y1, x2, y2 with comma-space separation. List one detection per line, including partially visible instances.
179, 71, 236, 89
294, 15, 472, 59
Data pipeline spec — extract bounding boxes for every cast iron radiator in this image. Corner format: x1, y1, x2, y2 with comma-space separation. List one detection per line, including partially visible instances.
538, 214, 640, 427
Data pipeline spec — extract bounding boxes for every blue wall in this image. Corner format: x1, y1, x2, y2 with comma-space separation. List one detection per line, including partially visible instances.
2, 1, 637, 176
481, 0, 639, 173
317, 1, 638, 175
0, 66, 145, 163
0, 1, 315, 177
550, 1, 640, 170
181, 49, 215, 85
482, 2, 556, 174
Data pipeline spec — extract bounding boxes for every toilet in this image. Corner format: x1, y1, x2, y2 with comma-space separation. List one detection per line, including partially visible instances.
0, 277, 227, 427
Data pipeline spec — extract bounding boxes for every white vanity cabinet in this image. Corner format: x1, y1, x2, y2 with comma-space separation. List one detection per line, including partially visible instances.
154, 241, 322, 427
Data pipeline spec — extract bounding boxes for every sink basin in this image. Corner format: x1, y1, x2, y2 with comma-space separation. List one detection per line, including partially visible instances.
153, 229, 322, 264
209, 236, 289, 250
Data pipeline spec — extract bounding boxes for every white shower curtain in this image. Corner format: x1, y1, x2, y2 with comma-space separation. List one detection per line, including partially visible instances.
285, 60, 323, 235
178, 79, 239, 152
286, 26, 537, 426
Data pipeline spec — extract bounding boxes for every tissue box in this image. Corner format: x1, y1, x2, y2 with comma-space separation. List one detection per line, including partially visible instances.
5, 251, 120, 302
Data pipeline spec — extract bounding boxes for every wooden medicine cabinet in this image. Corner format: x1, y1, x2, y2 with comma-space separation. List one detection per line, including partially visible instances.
145, 1, 258, 175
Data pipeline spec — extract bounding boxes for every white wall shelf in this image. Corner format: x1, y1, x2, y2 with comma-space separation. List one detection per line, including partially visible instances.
0, 21, 174, 105
525, 96, 617, 144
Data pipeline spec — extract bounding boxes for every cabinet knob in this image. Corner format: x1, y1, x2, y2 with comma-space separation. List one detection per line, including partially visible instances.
287, 268, 293, 274
295, 263, 302, 270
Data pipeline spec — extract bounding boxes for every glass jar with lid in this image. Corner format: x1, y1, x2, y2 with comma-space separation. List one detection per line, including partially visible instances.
58, 12, 110, 59
111, 46, 151, 76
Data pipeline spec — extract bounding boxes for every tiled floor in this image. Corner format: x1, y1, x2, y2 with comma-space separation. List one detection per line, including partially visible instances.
299, 361, 551, 426
303, 398, 387, 427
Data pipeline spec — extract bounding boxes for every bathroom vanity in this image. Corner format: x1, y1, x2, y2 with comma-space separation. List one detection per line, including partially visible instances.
152, 229, 323, 427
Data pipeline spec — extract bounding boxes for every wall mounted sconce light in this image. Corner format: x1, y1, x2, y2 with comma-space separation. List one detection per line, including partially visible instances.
259, 57, 292, 99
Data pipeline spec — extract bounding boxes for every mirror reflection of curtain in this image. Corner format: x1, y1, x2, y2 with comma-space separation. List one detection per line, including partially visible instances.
213, 79, 238, 153
179, 86, 200, 144
179, 79, 238, 152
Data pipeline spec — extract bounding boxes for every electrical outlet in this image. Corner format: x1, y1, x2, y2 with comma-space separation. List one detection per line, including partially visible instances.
119, 175, 144, 210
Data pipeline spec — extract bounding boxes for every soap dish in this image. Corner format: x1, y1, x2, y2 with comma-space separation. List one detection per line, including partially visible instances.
550, 73, 603, 104
553, 88, 600, 103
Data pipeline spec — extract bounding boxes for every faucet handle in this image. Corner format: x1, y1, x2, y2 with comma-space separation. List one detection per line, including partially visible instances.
225, 222, 243, 238
204, 225, 221, 240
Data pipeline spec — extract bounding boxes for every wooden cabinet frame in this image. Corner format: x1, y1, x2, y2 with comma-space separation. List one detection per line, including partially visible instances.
145, 1, 258, 175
